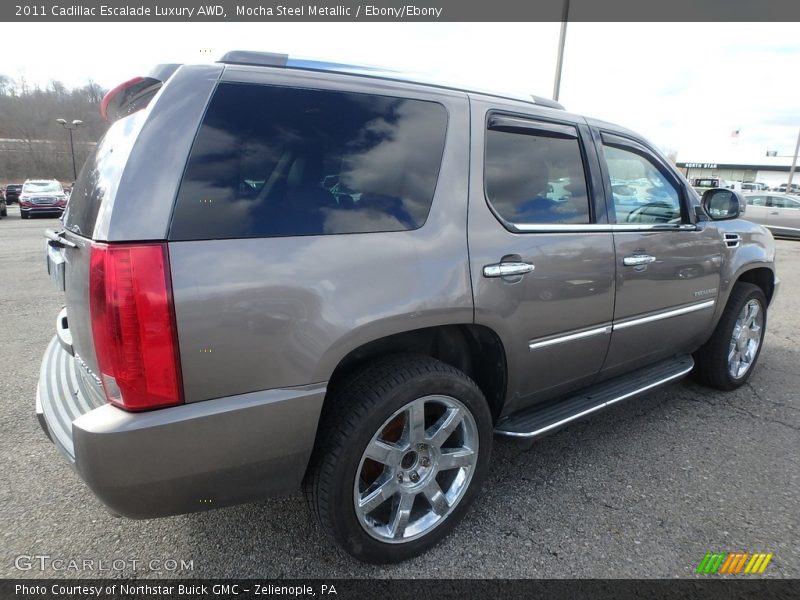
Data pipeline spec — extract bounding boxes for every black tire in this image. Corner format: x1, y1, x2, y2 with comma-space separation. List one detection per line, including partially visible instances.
693, 282, 767, 390
20, 211, 29, 219
304, 354, 493, 563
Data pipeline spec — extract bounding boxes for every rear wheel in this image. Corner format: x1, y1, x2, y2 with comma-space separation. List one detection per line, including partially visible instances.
694, 282, 767, 390
304, 354, 493, 563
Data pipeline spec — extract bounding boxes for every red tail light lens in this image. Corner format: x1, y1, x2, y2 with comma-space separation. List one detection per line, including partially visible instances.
89, 242, 183, 411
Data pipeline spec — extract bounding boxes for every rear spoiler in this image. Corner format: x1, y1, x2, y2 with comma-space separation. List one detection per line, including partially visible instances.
100, 64, 181, 122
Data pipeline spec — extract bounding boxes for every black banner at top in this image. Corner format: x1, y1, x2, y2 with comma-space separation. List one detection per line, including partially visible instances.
3, 0, 800, 22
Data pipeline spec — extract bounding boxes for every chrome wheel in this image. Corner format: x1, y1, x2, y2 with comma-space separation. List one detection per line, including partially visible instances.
728, 298, 763, 379
353, 394, 479, 544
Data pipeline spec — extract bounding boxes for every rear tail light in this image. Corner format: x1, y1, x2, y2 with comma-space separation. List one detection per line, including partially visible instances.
89, 242, 183, 411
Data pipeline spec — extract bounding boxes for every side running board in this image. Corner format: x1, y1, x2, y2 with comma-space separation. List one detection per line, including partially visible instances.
495, 355, 694, 439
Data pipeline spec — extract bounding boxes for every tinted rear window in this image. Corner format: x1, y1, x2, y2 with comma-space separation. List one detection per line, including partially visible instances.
169, 83, 448, 240
64, 111, 148, 238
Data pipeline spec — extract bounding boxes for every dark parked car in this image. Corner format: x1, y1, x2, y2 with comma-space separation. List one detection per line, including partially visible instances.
37, 51, 779, 564
5, 183, 21, 204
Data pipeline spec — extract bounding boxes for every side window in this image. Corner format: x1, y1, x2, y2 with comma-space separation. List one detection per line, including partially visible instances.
485, 123, 591, 226
603, 144, 682, 224
748, 195, 767, 206
170, 83, 448, 240
769, 196, 800, 209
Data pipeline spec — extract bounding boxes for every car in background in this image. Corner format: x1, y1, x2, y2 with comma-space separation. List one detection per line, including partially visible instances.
5, 183, 22, 204
690, 177, 739, 195
776, 182, 800, 194
741, 182, 769, 192
19, 179, 68, 219
744, 193, 800, 239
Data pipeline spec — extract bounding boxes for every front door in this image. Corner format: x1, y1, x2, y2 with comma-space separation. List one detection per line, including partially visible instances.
594, 131, 724, 377
468, 101, 615, 417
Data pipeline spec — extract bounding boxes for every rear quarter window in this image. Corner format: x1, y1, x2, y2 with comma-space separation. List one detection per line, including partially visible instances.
169, 82, 449, 240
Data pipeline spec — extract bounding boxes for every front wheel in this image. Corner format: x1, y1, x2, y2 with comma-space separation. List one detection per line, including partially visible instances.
304, 354, 493, 563
694, 282, 767, 390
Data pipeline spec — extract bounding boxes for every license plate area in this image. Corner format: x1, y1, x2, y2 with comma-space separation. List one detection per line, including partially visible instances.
46, 241, 66, 292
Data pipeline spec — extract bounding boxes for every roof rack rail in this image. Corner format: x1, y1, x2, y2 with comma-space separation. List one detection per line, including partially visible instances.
217, 50, 565, 111
218, 51, 288, 67
530, 95, 565, 110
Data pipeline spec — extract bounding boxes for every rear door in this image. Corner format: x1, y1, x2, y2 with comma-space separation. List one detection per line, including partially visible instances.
468, 100, 615, 416
594, 130, 724, 377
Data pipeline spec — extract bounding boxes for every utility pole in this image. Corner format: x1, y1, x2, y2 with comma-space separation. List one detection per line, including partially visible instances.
787, 127, 800, 188
552, 0, 570, 101
56, 118, 83, 180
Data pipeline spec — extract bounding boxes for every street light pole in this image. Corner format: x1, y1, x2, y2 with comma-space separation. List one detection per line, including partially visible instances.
56, 118, 83, 180
552, 0, 570, 102
787, 127, 800, 189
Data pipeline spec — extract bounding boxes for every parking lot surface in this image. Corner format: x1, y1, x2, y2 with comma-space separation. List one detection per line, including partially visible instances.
1, 204, 797, 578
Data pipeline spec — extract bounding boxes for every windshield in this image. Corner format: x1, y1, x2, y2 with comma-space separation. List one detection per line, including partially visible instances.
23, 181, 63, 194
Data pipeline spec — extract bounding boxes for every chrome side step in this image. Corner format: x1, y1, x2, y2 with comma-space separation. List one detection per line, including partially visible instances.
494, 355, 694, 439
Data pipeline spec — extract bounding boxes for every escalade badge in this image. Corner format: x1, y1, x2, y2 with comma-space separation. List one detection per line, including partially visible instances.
694, 288, 718, 297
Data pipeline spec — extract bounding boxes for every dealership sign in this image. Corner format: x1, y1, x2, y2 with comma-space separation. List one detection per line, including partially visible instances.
684, 163, 718, 169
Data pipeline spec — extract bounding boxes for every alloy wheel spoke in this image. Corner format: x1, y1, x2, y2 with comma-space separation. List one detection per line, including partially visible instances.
406, 399, 427, 444
745, 302, 760, 327
364, 439, 404, 466
358, 476, 397, 515
728, 349, 741, 373
438, 448, 475, 470
427, 407, 464, 448
388, 491, 415, 539
422, 480, 450, 516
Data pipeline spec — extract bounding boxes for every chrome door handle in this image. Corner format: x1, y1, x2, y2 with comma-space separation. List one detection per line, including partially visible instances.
769, 211, 779, 215
483, 262, 535, 278
623, 254, 656, 266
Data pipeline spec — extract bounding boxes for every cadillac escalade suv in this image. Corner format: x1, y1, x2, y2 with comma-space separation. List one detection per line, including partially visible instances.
37, 51, 779, 564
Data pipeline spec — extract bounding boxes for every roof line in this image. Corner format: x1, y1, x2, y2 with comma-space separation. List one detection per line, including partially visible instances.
217, 50, 565, 111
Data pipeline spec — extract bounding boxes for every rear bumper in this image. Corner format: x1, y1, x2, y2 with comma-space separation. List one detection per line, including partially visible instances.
37, 336, 326, 518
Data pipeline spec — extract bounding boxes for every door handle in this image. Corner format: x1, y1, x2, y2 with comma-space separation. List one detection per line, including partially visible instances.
769, 211, 779, 215
623, 254, 656, 266
483, 261, 535, 278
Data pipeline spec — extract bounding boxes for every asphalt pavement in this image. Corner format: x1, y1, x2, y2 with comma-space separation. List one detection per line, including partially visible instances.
1, 203, 797, 578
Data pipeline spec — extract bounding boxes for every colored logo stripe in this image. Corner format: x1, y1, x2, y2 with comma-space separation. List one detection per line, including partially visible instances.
745, 553, 773, 574
697, 552, 773, 574
697, 553, 726, 574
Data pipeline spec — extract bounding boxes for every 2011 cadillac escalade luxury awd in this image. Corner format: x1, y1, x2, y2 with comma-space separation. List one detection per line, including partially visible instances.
36, 51, 779, 563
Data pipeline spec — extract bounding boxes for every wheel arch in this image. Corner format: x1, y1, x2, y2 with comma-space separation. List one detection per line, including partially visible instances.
735, 266, 775, 306
321, 324, 508, 424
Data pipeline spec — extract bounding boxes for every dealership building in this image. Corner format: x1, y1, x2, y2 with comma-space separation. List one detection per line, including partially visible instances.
676, 155, 797, 189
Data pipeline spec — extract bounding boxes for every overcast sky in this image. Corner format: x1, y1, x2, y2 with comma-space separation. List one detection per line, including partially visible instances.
2, 22, 798, 161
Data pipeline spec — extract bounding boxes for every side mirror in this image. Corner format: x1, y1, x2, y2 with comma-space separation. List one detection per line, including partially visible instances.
702, 188, 745, 220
